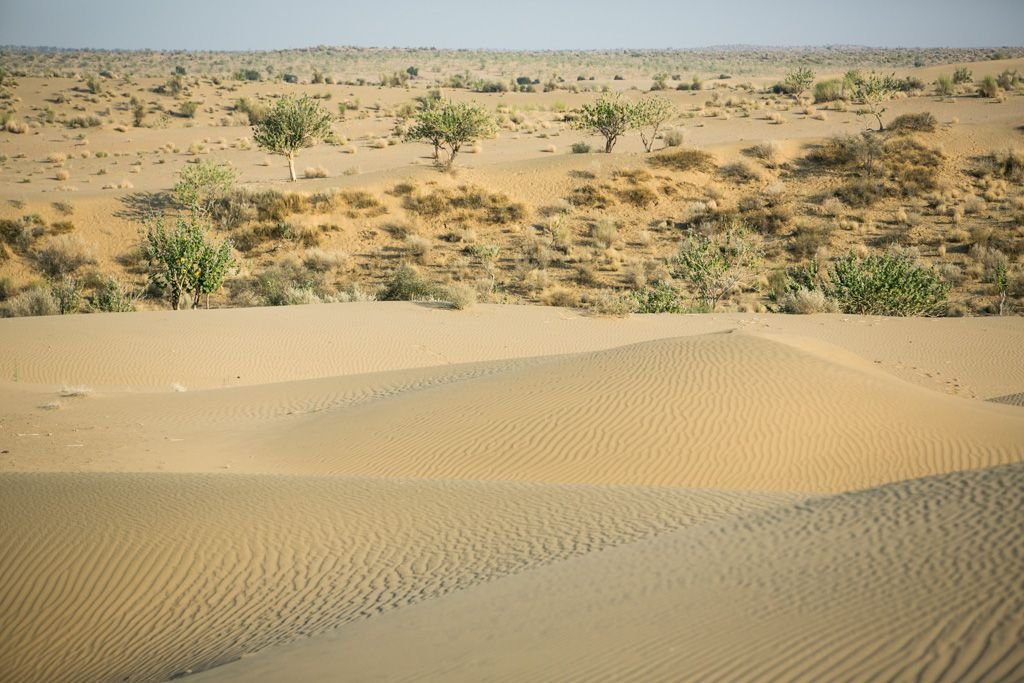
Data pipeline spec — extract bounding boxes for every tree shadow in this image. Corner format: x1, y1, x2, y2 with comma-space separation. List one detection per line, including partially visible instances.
115, 191, 176, 222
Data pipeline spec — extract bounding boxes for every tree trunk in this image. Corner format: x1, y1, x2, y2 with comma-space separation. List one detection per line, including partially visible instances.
287, 153, 296, 182
605, 136, 616, 153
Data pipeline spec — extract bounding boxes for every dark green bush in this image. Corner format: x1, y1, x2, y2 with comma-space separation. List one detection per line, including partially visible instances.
631, 281, 682, 313
825, 251, 948, 316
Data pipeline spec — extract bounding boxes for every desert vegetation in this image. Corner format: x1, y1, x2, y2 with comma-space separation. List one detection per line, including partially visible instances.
1, 46, 1022, 318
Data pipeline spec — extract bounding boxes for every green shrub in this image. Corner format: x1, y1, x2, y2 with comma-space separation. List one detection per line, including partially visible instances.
631, 281, 682, 313
673, 226, 762, 312
783, 68, 815, 96
813, 79, 845, 103
978, 75, 1000, 98
570, 142, 591, 154
174, 160, 238, 216
51, 275, 82, 314
93, 277, 139, 312
825, 251, 948, 316
378, 264, 443, 301
245, 259, 324, 306
935, 74, 955, 97
953, 68, 973, 84
142, 214, 234, 309
235, 97, 268, 125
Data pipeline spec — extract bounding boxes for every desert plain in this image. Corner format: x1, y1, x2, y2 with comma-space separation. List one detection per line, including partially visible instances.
1, 45, 1023, 682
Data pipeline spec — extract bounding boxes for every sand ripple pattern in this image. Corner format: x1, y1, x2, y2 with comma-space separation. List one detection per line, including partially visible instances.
273, 333, 1024, 491
205, 463, 1024, 682
0, 473, 795, 683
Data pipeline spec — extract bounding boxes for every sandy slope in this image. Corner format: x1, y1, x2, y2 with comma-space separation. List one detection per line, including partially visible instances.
258, 332, 1023, 491
2, 304, 1021, 396
195, 463, 1024, 683
0, 473, 796, 683
0, 304, 1022, 682
2, 308, 1020, 489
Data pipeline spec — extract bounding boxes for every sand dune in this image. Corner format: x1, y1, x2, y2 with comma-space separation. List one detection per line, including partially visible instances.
3, 306, 1022, 484
1, 305, 1022, 682
0, 473, 795, 683
196, 463, 1024, 683
256, 331, 1024, 491
2, 304, 1022, 398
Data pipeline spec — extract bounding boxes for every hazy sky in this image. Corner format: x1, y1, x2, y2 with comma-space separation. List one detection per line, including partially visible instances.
1, 0, 1022, 50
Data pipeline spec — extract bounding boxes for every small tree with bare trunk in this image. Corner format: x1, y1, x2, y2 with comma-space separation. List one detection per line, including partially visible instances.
572, 95, 640, 153
850, 72, 900, 131
635, 96, 675, 152
784, 68, 815, 98
252, 95, 333, 181
406, 99, 495, 169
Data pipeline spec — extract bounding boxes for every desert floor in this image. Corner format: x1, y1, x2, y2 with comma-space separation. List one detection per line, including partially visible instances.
1, 303, 1022, 681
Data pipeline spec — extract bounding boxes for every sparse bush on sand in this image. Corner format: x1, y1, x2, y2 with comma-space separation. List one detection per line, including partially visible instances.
825, 250, 948, 316
34, 234, 96, 278
142, 214, 234, 309
2, 284, 58, 317
673, 225, 762, 312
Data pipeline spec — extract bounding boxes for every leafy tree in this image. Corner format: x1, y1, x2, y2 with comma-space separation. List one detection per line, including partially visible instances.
405, 99, 495, 168
174, 160, 238, 217
252, 94, 333, 181
824, 250, 948, 316
572, 95, 640, 153
405, 98, 445, 160
635, 96, 675, 153
673, 225, 763, 312
784, 68, 815, 98
849, 72, 900, 131
142, 215, 234, 309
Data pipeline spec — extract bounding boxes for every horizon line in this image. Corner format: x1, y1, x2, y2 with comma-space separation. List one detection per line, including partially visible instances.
2, 43, 1022, 54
